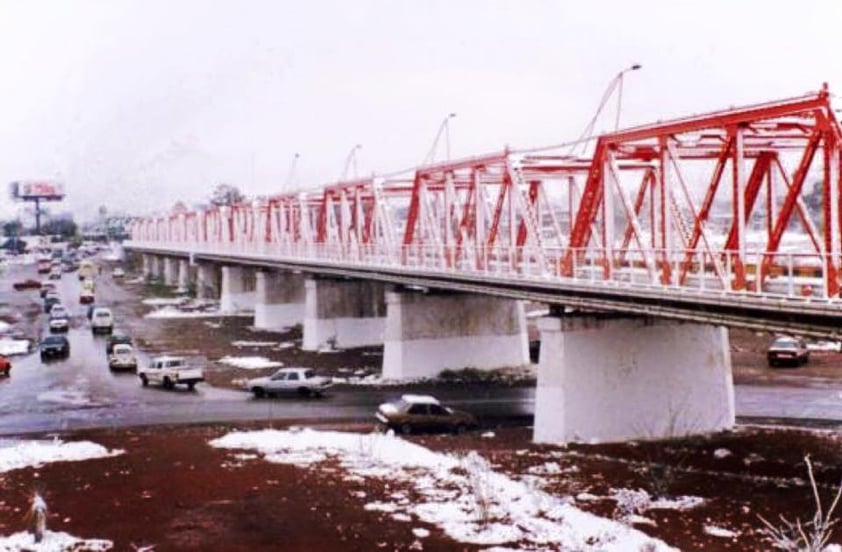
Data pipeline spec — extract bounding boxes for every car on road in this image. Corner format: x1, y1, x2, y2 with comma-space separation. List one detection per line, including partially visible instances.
40, 335, 70, 362
90, 307, 114, 334
43, 296, 60, 314
39, 281, 57, 298
48, 266, 62, 280
79, 289, 95, 304
0, 355, 10, 377
108, 343, 138, 371
246, 367, 332, 398
48, 310, 70, 333
376, 394, 477, 435
36, 259, 51, 274
112, 267, 125, 278
12, 279, 42, 291
768, 336, 810, 367
105, 333, 132, 356
138, 355, 203, 390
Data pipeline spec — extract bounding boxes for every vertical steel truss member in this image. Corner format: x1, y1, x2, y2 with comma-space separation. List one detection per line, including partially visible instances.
129, 85, 842, 298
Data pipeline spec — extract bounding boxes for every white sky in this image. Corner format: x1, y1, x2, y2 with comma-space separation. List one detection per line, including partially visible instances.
0, 0, 840, 221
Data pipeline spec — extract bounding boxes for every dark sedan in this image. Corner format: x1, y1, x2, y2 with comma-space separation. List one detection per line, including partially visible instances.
376, 394, 477, 435
40, 335, 70, 362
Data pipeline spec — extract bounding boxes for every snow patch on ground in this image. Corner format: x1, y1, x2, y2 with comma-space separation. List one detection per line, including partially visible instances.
142, 297, 188, 306
210, 428, 675, 550
0, 530, 112, 551
145, 306, 224, 319
0, 439, 123, 473
218, 356, 283, 370
0, 338, 29, 356
703, 524, 739, 538
611, 488, 705, 518
231, 341, 278, 348
808, 341, 842, 352
713, 448, 732, 459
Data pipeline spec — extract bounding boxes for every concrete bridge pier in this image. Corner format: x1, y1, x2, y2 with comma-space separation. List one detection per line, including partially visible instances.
141, 254, 153, 279
254, 271, 305, 331
177, 259, 191, 290
147, 255, 164, 281
534, 315, 735, 444
302, 278, 386, 350
220, 266, 256, 313
382, 291, 529, 380
163, 257, 179, 286
196, 263, 221, 300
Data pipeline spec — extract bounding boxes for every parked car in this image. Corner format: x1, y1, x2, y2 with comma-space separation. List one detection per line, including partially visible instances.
90, 307, 114, 334
246, 367, 332, 398
48, 266, 62, 280
767, 336, 810, 367
40, 335, 70, 362
376, 394, 477, 435
36, 259, 51, 274
108, 344, 138, 371
138, 356, 203, 390
0, 355, 10, 376
12, 279, 42, 291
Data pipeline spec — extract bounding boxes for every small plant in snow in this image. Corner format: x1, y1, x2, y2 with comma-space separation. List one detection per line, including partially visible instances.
460, 451, 497, 527
613, 488, 651, 519
758, 455, 842, 551
25, 492, 48, 543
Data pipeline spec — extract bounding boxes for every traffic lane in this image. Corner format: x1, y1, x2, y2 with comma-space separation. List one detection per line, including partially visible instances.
734, 383, 842, 420
0, 381, 537, 436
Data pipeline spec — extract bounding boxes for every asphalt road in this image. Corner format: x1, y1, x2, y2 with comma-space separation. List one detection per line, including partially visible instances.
1, 255, 842, 436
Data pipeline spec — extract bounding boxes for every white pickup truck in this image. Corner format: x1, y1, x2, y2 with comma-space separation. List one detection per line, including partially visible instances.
138, 355, 203, 390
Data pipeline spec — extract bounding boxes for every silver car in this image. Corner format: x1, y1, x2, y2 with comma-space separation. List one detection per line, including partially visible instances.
247, 367, 332, 398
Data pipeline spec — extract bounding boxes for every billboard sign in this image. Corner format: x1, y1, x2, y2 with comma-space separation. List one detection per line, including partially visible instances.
9, 181, 65, 201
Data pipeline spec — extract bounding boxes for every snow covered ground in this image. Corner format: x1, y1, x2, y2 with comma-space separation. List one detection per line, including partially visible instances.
218, 356, 283, 370
0, 338, 29, 356
145, 306, 251, 319
210, 428, 676, 550
0, 438, 122, 474
0, 530, 113, 551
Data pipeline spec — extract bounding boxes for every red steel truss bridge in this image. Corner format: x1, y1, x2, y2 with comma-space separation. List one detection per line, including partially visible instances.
127, 85, 842, 338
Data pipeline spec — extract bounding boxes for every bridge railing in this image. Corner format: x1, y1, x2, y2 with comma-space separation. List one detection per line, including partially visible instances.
127, 239, 836, 302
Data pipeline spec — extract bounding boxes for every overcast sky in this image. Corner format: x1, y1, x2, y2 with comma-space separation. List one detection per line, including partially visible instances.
0, 0, 840, 222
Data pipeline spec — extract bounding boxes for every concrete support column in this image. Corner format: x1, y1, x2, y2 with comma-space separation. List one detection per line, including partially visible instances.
149, 256, 163, 280
533, 316, 735, 444
302, 278, 386, 350
382, 292, 529, 380
163, 257, 179, 286
255, 271, 305, 330
196, 263, 221, 300
177, 259, 190, 291
220, 266, 257, 313
141, 254, 153, 278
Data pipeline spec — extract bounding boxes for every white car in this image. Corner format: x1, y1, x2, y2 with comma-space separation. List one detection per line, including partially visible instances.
246, 367, 332, 398
112, 267, 125, 278
108, 343, 137, 371
49, 304, 68, 318
90, 307, 114, 334
48, 314, 70, 333
138, 355, 204, 390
